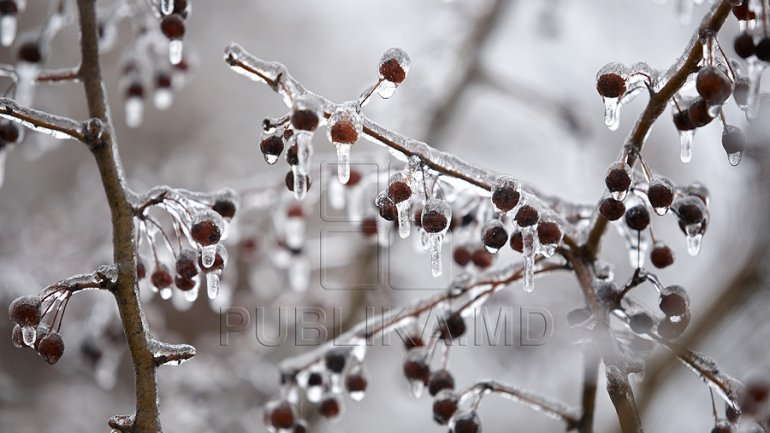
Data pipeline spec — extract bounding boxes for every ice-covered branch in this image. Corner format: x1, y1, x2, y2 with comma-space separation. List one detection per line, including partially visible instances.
148, 339, 196, 367
0, 97, 97, 142
35, 66, 81, 84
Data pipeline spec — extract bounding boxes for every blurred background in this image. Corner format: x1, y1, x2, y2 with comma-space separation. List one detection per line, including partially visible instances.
0, 0, 768, 432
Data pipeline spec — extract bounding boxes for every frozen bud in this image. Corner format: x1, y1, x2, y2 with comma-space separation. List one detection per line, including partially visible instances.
628, 312, 654, 334
286, 144, 299, 165
650, 242, 675, 268
376, 193, 398, 221
37, 331, 64, 365
624, 205, 650, 231
17, 40, 42, 63
151, 264, 173, 290
696, 66, 733, 105
8, 295, 42, 327
514, 205, 539, 227
403, 348, 430, 385
260, 135, 284, 164
659, 285, 689, 317
453, 246, 472, 266
451, 411, 481, 433
360, 218, 378, 237
647, 176, 675, 211
291, 96, 322, 132
536, 220, 562, 246
428, 369, 455, 396
175, 249, 199, 279
265, 399, 295, 431
378, 47, 410, 84
421, 199, 451, 234
318, 394, 342, 420
327, 106, 362, 144
481, 219, 508, 253
190, 210, 224, 246
432, 390, 459, 425
285, 171, 312, 192
657, 311, 690, 340
605, 161, 633, 199
324, 348, 347, 373
160, 13, 185, 40
439, 312, 466, 341
490, 176, 521, 213
596, 63, 627, 98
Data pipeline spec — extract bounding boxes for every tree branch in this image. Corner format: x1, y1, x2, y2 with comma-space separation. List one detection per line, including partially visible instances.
0, 97, 93, 142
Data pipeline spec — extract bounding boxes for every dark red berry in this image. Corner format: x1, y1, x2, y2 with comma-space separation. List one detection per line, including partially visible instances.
741, 382, 770, 416
346, 170, 362, 187
675, 197, 706, 226
471, 248, 494, 269
453, 247, 471, 266
687, 98, 714, 127
711, 421, 733, 433
190, 219, 221, 246
151, 266, 173, 289
597, 73, 626, 98
324, 349, 347, 373
403, 355, 430, 385
756, 37, 770, 62
290, 109, 319, 132
696, 66, 733, 105
734, 32, 755, 58
126, 82, 144, 99
510, 231, 524, 252
378, 198, 398, 221
659, 285, 689, 317
319, 396, 341, 418
432, 391, 459, 425
9, 295, 42, 327
428, 369, 455, 396
293, 421, 307, 433
647, 178, 675, 210
284, 171, 312, 192
514, 205, 538, 227
725, 405, 740, 423
722, 125, 746, 155
605, 163, 632, 194
413, 209, 423, 227
307, 372, 323, 387
624, 205, 650, 231
345, 371, 368, 394
422, 210, 449, 233
453, 412, 481, 433
387, 180, 412, 204
174, 275, 196, 291
212, 199, 236, 219
491, 183, 520, 213
0, 122, 20, 143
650, 243, 675, 268
286, 145, 299, 165
537, 221, 562, 245
330, 120, 358, 144
156, 72, 172, 89
673, 109, 697, 131
17, 41, 42, 63
268, 400, 295, 430
403, 335, 424, 351
361, 218, 378, 237
160, 14, 185, 39
379, 58, 406, 83
260, 135, 284, 158
439, 313, 466, 341
481, 224, 508, 250
37, 332, 65, 365
137, 260, 146, 279
175, 250, 199, 279
628, 312, 654, 334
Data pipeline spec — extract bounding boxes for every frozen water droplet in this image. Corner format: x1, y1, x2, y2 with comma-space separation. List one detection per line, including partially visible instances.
679, 130, 693, 163
375, 80, 397, 99
206, 272, 220, 299
22, 326, 35, 347
154, 88, 173, 110
610, 189, 627, 201
654, 206, 668, 216
686, 231, 702, 256
160, 0, 173, 15
328, 176, 345, 210
168, 39, 184, 65
159, 287, 173, 300
540, 243, 557, 258
201, 244, 217, 268
349, 388, 365, 402
351, 340, 366, 362
307, 382, 323, 403
429, 233, 444, 277
522, 229, 535, 292
727, 151, 742, 166
603, 97, 621, 131
291, 166, 307, 200
1, 14, 17, 47
335, 144, 352, 184
263, 153, 279, 165
125, 97, 143, 128
409, 377, 424, 398
330, 372, 343, 394
396, 201, 411, 239
183, 280, 199, 302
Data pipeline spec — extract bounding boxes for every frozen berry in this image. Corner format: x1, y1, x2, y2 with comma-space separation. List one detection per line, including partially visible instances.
37, 331, 64, 365
329, 118, 359, 144
734, 32, 755, 58
403, 335, 424, 351
453, 246, 471, 266
293, 421, 308, 433
0, 1, 18, 15
514, 205, 538, 227
628, 312, 654, 334
413, 208, 423, 227
510, 231, 524, 252
0, 122, 19, 143
175, 249, 199, 279
597, 73, 626, 98
696, 66, 733, 105
605, 161, 633, 195
659, 285, 689, 317
126, 81, 144, 99
137, 260, 146, 279
650, 242, 675, 268
361, 218, 378, 237
491, 176, 521, 213
481, 221, 508, 251
190, 212, 223, 246
285, 171, 312, 192
428, 369, 455, 396
537, 221, 562, 245
432, 391, 459, 425
319, 395, 342, 419
685, 183, 710, 207
291, 97, 322, 131
17, 41, 42, 63
599, 197, 625, 221
212, 199, 236, 220
624, 205, 650, 231
439, 313, 466, 341
286, 145, 299, 165
174, 275, 196, 291
722, 125, 746, 155
266, 400, 295, 430
260, 135, 284, 160
403, 352, 430, 385
673, 109, 697, 131
757, 37, 770, 62
647, 177, 675, 210
422, 209, 449, 233
346, 169, 362, 187
387, 180, 412, 204
452, 411, 481, 433
307, 371, 323, 387
711, 421, 733, 433
345, 370, 368, 395
160, 14, 185, 39
378, 48, 409, 83
657, 312, 690, 340
377, 196, 398, 221
741, 381, 770, 416
471, 248, 494, 269
732, 3, 756, 21
687, 98, 714, 127
674, 196, 706, 226
9, 295, 42, 327
324, 348, 347, 373
151, 265, 173, 289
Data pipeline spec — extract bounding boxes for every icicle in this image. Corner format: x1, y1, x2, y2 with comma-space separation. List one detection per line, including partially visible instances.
291, 166, 308, 200
727, 151, 742, 167
22, 325, 35, 347
168, 39, 183, 65
154, 88, 173, 110
206, 272, 220, 299
351, 339, 366, 362
396, 201, 411, 239
183, 279, 200, 302
295, 132, 313, 174
522, 228, 535, 292
346, 364, 367, 401
285, 213, 305, 250
307, 379, 323, 403
327, 175, 345, 210
160, 0, 173, 15
429, 233, 444, 277
288, 254, 309, 292
201, 244, 217, 269
685, 224, 703, 256
335, 144, 351, 184
125, 97, 143, 128
745, 60, 765, 118
679, 130, 694, 163
603, 96, 622, 131
0, 14, 17, 47
422, 199, 451, 277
